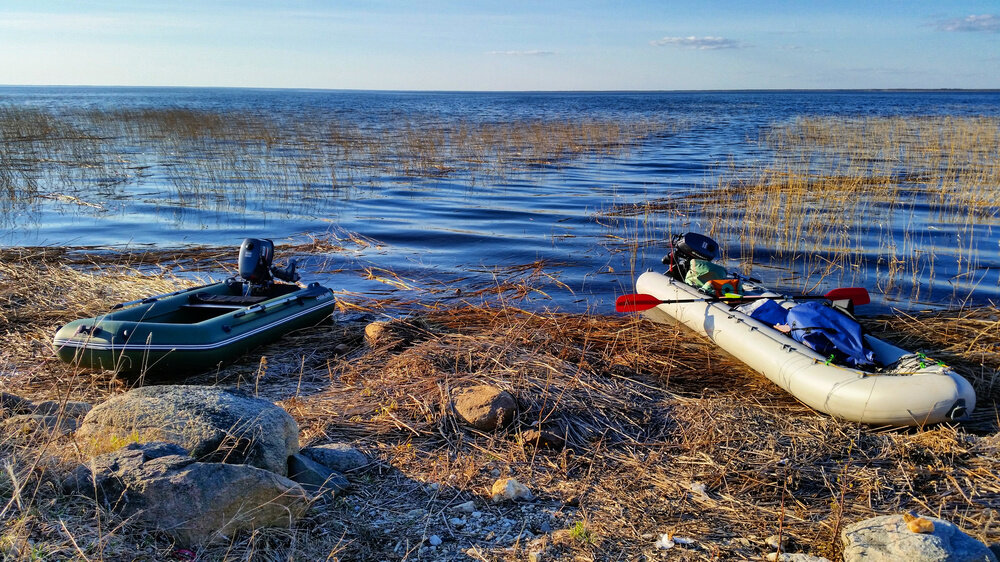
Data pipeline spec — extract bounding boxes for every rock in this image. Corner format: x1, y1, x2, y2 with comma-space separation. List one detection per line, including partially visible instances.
76, 385, 299, 475
842, 514, 997, 562
364, 318, 433, 349
765, 534, 788, 549
452, 385, 516, 431
32, 400, 92, 418
301, 443, 370, 473
521, 428, 565, 451
491, 477, 533, 502
453, 500, 477, 513
764, 554, 832, 562
364, 321, 388, 346
428, 534, 442, 546
1, 414, 78, 438
287, 453, 350, 500
64, 441, 309, 545
0, 392, 34, 416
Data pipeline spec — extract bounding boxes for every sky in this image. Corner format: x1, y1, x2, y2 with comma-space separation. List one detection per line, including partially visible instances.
1, 1, 998, 91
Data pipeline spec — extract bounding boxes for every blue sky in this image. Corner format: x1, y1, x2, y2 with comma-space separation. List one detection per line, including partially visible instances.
1, 1, 998, 90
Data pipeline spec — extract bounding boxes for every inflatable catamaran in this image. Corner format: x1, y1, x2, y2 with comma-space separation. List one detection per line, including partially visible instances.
620, 233, 975, 426
54, 238, 336, 377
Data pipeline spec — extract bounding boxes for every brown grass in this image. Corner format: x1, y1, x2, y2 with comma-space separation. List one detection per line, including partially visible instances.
1, 253, 999, 560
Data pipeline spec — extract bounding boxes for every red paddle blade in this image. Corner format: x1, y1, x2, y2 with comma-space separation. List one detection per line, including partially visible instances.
615, 293, 663, 313
824, 287, 870, 306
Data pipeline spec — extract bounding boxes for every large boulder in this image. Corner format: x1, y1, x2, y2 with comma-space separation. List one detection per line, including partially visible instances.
842, 514, 997, 562
76, 385, 299, 475
451, 385, 516, 431
65, 441, 309, 545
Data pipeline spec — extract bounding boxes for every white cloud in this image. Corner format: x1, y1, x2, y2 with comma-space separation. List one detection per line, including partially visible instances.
933, 14, 1000, 33
487, 50, 556, 56
650, 36, 743, 50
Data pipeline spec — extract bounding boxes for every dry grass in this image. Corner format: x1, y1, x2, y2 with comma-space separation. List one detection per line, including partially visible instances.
2, 256, 999, 560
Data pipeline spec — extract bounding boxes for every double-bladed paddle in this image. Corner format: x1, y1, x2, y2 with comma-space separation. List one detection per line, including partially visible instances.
615, 287, 871, 313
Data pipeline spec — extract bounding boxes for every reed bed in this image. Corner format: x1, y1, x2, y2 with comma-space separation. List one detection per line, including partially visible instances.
605, 116, 1000, 302
0, 106, 679, 219
2, 257, 998, 560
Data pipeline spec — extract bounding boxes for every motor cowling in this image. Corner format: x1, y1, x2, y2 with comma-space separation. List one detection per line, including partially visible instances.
663, 232, 720, 281
238, 238, 275, 284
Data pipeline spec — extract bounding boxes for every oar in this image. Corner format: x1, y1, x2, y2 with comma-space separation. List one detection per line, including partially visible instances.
615, 287, 870, 313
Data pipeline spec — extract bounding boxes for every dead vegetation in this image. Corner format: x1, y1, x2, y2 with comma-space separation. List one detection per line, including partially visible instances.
1, 254, 999, 560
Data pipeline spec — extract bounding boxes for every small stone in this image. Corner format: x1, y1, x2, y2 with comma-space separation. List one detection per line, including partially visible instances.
32, 400, 92, 418
453, 500, 477, 513
472, 511, 482, 518
766, 534, 788, 549
0, 392, 33, 416
538, 520, 552, 533
452, 385, 517, 431
287, 454, 350, 500
765, 554, 833, 562
364, 321, 388, 346
491, 468, 501, 477
449, 517, 466, 528
334, 344, 351, 354
428, 534, 442, 546
521, 428, 565, 451
301, 443, 370, 473
406, 508, 428, 519
491, 477, 533, 502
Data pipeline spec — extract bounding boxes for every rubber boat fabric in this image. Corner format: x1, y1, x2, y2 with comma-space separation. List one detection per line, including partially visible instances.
52, 238, 336, 377
633, 232, 975, 426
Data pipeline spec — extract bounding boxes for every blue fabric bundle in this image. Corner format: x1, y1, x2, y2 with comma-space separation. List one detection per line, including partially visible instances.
785, 301, 874, 368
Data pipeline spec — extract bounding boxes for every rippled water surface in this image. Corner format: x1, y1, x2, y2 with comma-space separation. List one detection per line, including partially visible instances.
2, 87, 998, 312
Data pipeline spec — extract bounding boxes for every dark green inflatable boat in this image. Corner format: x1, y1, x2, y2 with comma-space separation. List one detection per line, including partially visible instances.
53, 239, 336, 377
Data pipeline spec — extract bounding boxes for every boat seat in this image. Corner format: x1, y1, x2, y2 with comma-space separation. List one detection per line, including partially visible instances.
187, 292, 269, 308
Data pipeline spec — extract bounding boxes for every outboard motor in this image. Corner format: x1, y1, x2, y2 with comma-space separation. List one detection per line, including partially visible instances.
239, 238, 275, 285
662, 232, 720, 282
238, 238, 301, 295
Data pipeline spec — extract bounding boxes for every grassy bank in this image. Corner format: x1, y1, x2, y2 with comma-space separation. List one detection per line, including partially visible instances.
1, 250, 998, 560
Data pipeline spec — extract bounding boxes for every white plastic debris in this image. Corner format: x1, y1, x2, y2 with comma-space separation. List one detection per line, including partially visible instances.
654, 534, 675, 550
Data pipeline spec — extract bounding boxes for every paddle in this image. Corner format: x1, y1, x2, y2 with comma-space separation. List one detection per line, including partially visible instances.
615, 287, 870, 313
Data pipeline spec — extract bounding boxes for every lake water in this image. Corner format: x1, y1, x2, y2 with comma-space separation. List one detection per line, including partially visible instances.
1, 87, 998, 313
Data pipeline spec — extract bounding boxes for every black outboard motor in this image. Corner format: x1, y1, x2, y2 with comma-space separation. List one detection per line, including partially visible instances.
239, 238, 275, 285
662, 232, 720, 282
238, 238, 300, 295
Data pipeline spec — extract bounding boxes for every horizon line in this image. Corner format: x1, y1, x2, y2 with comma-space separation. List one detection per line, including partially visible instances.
2, 84, 1000, 94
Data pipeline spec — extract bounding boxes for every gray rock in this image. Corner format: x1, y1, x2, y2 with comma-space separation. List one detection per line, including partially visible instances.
287, 453, 350, 500
842, 514, 997, 562
76, 385, 299, 475
451, 385, 516, 431
521, 428, 565, 451
1, 414, 78, 438
764, 554, 832, 562
0, 392, 33, 416
65, 441, 308, 545
32, 400, 92, 418
301, 443, 370, 473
